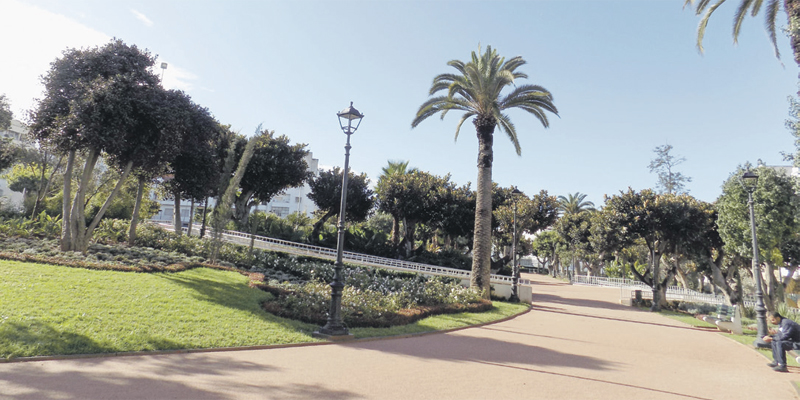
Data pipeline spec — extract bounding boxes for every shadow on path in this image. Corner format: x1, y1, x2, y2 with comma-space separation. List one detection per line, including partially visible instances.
0, 353, 363, 400
474, 361, 713, 400
348, 333, 617, 371
530, 304, 718, 332
533, 292, 632, 312
477, 326, 593, 344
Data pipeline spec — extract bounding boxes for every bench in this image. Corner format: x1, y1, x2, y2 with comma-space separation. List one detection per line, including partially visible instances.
699, 304, 742, 335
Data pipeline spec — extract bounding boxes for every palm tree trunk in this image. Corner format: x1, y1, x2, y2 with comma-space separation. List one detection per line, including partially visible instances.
471, 117, 495, 299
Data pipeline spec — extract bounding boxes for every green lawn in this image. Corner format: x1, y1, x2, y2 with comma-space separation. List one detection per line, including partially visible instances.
0, 259, 528, 359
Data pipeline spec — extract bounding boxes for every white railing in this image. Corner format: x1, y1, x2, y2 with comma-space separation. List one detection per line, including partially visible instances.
151, 222, 529, 286
571, 275, 755, 306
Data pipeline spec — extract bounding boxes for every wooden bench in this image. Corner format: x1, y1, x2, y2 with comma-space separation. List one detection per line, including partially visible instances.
699, 304, 743, 335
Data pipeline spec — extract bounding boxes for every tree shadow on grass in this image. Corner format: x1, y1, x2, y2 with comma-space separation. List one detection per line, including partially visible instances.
157, 270, 320, 333
0, 320, 187, 359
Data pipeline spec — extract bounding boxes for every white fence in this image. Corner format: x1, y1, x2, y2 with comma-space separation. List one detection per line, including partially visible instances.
152, 223, 530, 286
570, 275, 755, 307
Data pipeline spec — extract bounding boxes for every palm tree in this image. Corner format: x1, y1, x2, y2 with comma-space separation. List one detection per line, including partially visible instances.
685, 0, 800, 70
557, 192, 595, 216
411, 45, 559, 298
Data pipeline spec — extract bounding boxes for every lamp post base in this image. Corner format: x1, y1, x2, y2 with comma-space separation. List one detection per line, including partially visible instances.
312, 330, 354, 341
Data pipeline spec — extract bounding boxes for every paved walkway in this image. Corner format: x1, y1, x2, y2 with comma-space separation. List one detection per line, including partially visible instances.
1, 274, 798, 399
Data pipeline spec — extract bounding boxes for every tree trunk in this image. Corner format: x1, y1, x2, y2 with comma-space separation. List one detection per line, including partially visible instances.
81, 161, 133, 251
68, 148, 99, 252
311, 209, 335, 243
650, 244, 663, 312
232, 190, 255, 227
471, 117, 495, 299
173, 190, 182, 236
764, 261, 778, 312
60, 150, 76, 251
200, 196, 208, 238
188, 199, 196, 236
403, 220, 417, 258
390, 214, 401, 246
128, 175, 146, 246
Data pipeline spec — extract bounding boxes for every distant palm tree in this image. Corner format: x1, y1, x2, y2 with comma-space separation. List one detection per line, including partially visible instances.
557, 193, 595, 216
411, 45, 558, 298
685, 0, 800, 69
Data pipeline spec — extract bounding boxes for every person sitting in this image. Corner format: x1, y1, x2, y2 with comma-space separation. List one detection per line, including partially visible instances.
764, 311, 800, 372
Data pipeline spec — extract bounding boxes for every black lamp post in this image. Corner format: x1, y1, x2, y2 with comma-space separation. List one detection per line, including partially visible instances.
314, 102, 363, 339
740, 169, 769, 348
509, 188, 523, 302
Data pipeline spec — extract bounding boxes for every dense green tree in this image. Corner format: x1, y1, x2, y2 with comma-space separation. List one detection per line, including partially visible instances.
531, 230, 564, 276
28, 39, 164, 252
557, 192, 595, 216
157, 92, 227, 238
411, 45, 559, 298
494, 190, 559, 269
230, 128, 309, 227
648, 144, 692, 195
596, 190, 709, 310
376, 170, 450, 258
716, 166, 799, 309
377, 160, 419, 245
308, 167, 375, 242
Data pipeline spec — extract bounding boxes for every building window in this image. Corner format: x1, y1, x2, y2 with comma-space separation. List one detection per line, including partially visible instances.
271, 206, 290, 218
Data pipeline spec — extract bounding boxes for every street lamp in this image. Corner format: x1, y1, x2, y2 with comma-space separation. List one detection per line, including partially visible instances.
509, 188, 523, 302
740, 169, 769, 348
160, 62, 168, 84
314, 102, 363, 339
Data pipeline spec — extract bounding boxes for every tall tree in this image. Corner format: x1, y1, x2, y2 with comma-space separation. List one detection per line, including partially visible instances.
307, 167, 375, 241
648, 144, 692, 195
685, 0, 800, 86
557, 192, 595, 216
411, 45, 559, 298
28, 40, 164, 251
0, 94, 13, 131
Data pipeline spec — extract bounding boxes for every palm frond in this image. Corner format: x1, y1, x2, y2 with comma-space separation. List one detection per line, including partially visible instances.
453, 112, 475, 142
764, 0, 781, 59
733, 0, 756, 43
495, 113, 521, 155
697, 0, 728, 53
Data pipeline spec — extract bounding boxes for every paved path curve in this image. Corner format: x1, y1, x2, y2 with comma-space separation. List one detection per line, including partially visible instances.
1, 274, 797, 399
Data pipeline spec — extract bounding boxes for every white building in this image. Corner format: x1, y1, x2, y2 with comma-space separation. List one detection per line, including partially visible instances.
151, 152, 320, 225
0, 119, 29, 208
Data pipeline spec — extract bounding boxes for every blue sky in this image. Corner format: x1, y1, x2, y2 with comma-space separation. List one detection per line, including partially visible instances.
1, 0, 796, 207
